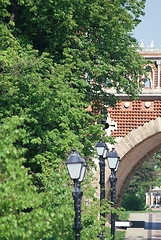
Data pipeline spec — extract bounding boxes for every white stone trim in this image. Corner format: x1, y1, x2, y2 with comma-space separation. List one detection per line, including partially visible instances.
156, 60, 161, 88
143, 64, 155, 88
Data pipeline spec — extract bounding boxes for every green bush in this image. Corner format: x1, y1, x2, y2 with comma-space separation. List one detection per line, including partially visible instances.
121, 193, 145, 211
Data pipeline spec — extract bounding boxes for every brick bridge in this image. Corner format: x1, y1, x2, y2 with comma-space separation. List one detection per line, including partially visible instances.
99, 42, 161, 205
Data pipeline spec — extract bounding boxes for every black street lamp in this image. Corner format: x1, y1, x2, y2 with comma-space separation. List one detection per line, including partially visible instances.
95, 140, 109, 239
107, 148, 120, 240
66, 150, 87, 240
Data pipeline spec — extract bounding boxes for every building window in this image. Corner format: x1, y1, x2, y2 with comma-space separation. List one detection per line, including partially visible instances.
144, 65, 154, 88
145, 77, 151, 88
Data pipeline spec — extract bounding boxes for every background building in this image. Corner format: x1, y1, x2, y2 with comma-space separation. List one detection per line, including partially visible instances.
105, 41, 161, 141
102, 42, 161, 205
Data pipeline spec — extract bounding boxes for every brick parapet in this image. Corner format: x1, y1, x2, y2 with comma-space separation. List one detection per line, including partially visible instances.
107, 100, 161, 138
114, 117, 161, 162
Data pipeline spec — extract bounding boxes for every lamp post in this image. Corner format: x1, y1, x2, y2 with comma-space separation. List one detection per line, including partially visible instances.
66, 150, 87, 240
100, 109, 109, 131
95, 140, 109, 239
107, 148, 120, 240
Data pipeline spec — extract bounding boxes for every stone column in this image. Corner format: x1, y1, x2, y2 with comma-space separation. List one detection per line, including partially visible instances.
150, 192, 153, 207
146, 192, 149, 206
156, 60, 161, 88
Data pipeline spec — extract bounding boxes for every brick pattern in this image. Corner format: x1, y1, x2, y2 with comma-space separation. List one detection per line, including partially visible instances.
106, 49, 161, 138
105, 48, 161, 205
108, 100, 161, 137
113, 117, 161, 205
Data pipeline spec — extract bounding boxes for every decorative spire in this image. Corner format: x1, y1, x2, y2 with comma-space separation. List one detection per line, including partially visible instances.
150, 40, 154, 50
140, 40, 144, 50
138, 40, 161, 52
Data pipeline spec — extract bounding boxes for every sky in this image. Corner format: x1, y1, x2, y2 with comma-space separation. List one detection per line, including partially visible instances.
133, 0, 161, 49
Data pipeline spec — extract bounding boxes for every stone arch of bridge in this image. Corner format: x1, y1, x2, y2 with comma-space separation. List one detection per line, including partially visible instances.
106, 117, 161, 206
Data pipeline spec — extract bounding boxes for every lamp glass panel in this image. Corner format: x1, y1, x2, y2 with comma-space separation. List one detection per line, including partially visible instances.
115, 160, 120, 172
67, 163, 82, 179
96, 146, 105, 156
108, 157, 118, 169
103, 148, 108, 158
79, 165, 86, 182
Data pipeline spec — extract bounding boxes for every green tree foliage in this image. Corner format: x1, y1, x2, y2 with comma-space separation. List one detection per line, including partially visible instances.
121, 156, 161, 211
0, 116, 45, 239
121, 194, 145, 211
0, 31, 107, 239
0, 0, 147, 239
4, 0, 146, 109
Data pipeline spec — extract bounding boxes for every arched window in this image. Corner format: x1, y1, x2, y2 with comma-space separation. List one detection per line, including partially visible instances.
144, 65, 154, 88
145, 77, 151, 88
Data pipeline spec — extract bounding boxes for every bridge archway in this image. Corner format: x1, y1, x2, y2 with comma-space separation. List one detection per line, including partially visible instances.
107, 117, 161, 205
